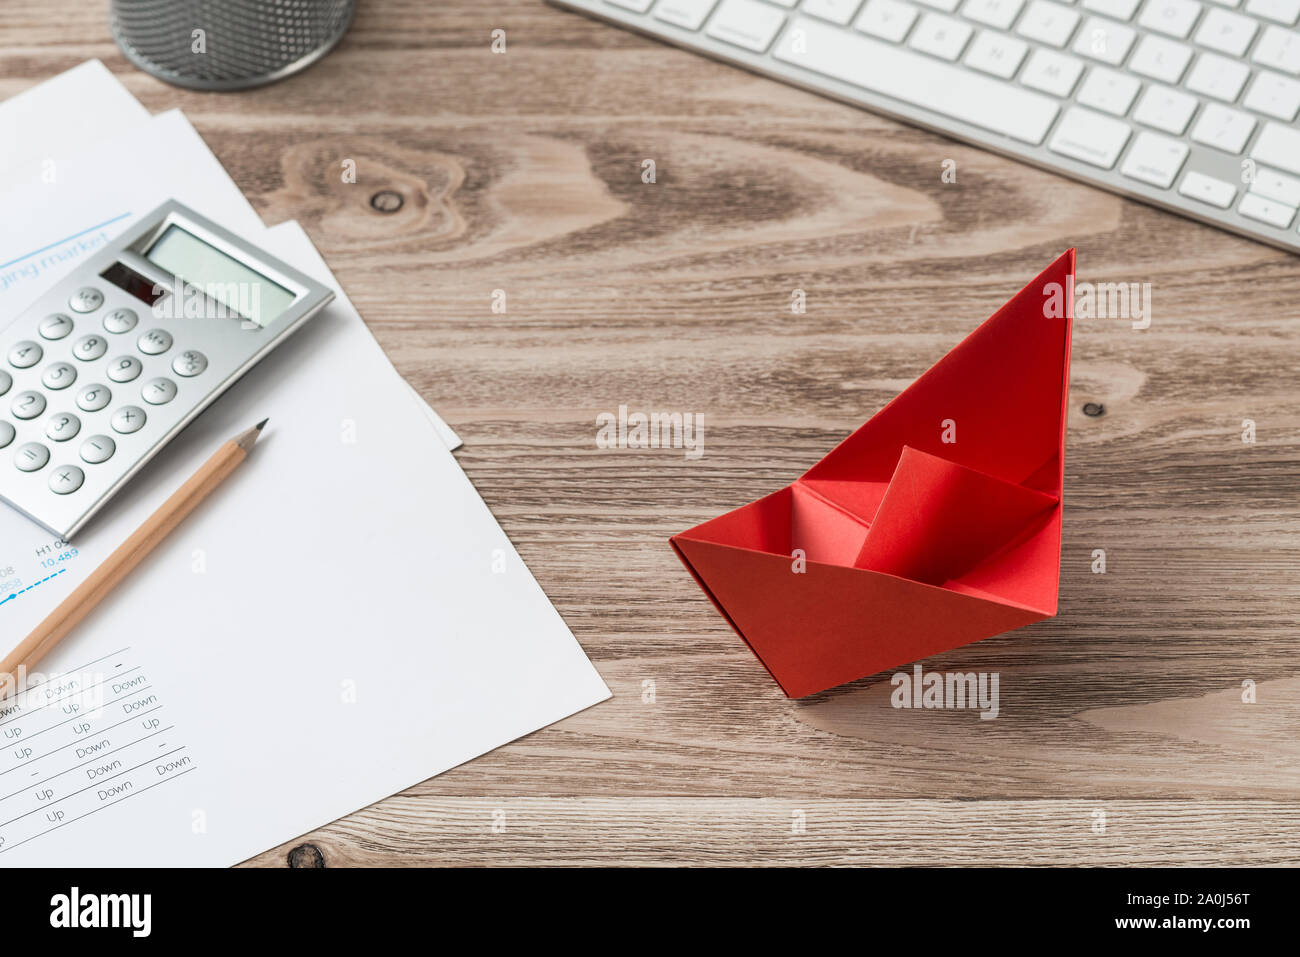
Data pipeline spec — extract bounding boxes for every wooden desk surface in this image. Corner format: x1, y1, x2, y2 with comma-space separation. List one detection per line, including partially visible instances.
7, 0, 1299, 867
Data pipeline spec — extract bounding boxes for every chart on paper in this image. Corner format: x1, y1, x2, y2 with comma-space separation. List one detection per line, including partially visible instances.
0, 534, 83, 612
0, 647, 195, 856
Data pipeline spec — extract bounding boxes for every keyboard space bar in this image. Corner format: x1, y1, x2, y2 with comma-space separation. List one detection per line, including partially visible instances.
773, 18, 1060, 146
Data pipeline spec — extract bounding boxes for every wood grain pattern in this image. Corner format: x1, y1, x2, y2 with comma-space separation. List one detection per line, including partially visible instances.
240, 798, 1300, 867
4, 0, 1298, 867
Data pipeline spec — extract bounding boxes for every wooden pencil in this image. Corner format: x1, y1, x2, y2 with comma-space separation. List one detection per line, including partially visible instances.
0, 419, 268, 694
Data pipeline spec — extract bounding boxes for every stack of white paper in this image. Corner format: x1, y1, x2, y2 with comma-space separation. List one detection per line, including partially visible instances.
0, 62, 609, 867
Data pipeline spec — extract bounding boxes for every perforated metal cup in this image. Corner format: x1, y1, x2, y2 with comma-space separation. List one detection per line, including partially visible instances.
110, 0, 357, 91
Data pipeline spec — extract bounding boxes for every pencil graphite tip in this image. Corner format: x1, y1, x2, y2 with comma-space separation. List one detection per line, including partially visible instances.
235, 419, 269, 453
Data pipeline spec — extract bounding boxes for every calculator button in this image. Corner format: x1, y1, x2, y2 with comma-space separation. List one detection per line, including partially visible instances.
11, 391, 46, 420
142, 378, 178, 405
0, 370, 10, 396
172, 350, 208, 377
107, 356, 143, 383
14, 442, 49, 472
80, 435, 115, 464
0, 421, 13, 449
76, 384, 112, 412
45, 413, 81, 442
39, 314, 74, 340
103, 308, 139, 334
137, 329, 173, 355
72, 335, 108, 362
41, 362, 77, 391
68, 287, 104, 313
8, 341, 42, 369
111, 406, 146, 434
49, 466, 84, 495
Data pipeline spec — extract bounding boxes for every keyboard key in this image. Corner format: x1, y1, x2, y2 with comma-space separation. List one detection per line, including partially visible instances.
0, 370, 10, 397
76, 384, 111, 412
80, 435, 116, 465
1253, 26, 1300, 76
142, 378, 178, 406
48, 465, 84, 495
1120, 131, 1189, 186
67, 287, 103, 314
1016, 0, 1081, 46
801, 0, 863, 24
607, 0, 654, 10
45, 413, 80, 443
107, 355, 143, 383
11, 391, 46, 420
909, 14, 972, 60
774, 17, 1060, 143
1238, 192, 1297, 227
1139, 0, 1203, 38
0, 421, 11, 449
1048, 105, 1132, 167
1129, 34, 1193, 83
172, 350, 209, 377
38, 314, 74, 340
1249, 166, 1300, 206
111, 406, 147, 435
1132, 83, 1199, 132
14, 442, 49, 472
654, 0, 719, 30
965, 30, 1029, 78
705, 0, 786, 51
1190, 103, 1255, 152
1077, 67, 1141, 114
962, 0, 1024, 28
102, 307, 139, 334
72, 334, 107, 362
1243, 71, 1300, 120
1185, 52, 1251, 101
1082, 0, 1141, 18
1251, 122, 1300, 175
1021, 48, 1084, 96
40, 362, 77, 391
854, 0, 918, 40
8, 341, 42, 369
915, 0, 962, 10
1194, 8, 1257, 55
1179, 170, 1237, 207
909, 13, 972, 59
137, 329, 173, 355
1244, 0, 1300, 22
1073, 17, 1136, 64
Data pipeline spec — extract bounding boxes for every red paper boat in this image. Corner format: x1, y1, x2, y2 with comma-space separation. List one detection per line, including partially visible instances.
671, 250, 1076, 698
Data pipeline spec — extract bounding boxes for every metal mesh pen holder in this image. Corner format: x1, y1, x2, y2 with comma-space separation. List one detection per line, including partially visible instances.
110, 0, 357, 92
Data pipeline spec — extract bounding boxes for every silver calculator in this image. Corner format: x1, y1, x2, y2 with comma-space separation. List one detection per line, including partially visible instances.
0, 200, 334, 539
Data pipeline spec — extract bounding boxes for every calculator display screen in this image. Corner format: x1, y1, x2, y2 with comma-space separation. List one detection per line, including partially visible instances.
145, 225, 296, 328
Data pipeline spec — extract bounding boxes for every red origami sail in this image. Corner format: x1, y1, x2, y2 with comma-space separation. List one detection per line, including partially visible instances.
671, 250, 1076, 698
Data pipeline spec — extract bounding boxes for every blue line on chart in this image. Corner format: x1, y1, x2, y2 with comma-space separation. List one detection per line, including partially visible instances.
0, 568, 67, 609
0, 211, 132, 271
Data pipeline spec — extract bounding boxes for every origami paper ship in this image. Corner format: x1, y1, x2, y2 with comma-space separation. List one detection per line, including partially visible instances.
671, 250, 1075, 698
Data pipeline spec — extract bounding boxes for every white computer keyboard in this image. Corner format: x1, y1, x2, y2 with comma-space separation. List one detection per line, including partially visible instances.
554, 0, 1300, 254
